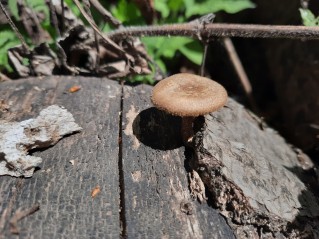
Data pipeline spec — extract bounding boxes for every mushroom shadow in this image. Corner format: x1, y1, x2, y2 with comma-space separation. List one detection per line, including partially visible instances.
133, 107, 183, 150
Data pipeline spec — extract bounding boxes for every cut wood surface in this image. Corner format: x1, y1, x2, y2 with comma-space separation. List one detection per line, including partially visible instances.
0, 77, 122, 238
0, 77, 234, 238
121, 84, 234, 238
0, 76, 317, 238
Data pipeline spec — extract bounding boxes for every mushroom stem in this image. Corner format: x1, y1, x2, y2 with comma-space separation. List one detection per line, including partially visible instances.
181, 116, 195, 145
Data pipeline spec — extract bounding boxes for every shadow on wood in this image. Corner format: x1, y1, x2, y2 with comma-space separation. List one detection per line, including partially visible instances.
132, 107, 183, 150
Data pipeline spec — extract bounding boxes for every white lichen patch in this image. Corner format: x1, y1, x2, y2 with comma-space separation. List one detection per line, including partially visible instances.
0, 105, 82, 177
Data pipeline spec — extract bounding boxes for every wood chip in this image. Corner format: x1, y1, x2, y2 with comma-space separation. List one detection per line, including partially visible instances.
91, 186, 101, 198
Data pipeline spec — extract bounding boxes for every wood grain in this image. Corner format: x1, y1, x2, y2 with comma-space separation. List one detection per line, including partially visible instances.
194, 99, 319, 238
121, 84, 235, 238
0, 76, 121, 238
1, 76, 316, 238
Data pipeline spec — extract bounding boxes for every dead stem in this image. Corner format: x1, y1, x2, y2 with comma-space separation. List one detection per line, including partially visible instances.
107, 23, 319, 41
89, 0, 122, 28
83, 0, 100, 72
0, 1, 29, 52
223, 37, 258, 112
72, 0, 125, 57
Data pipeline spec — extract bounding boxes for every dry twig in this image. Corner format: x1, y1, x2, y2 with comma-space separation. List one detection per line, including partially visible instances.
89, 0, 121, 28
83, 0, 100, 72
223, 37, 258, 111
72, 0, 126, 58
107, 23, 319, 40
0, 1, 29, 52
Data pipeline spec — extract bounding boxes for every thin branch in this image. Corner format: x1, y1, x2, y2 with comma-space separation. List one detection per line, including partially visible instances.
200, 44, 208, 76
0, 1, 29, 52
72, 0, 126, 57
223, 37, 258, 112
83, 0, 100, 73
89, 0, 122, 28
47, 0, 61, 37
60, 0, 65, 34
107, 22, 319, 40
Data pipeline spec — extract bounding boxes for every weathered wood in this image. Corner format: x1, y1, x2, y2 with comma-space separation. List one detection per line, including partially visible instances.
0, 76, 122, 238
0, 76, 235, 238
194, 99, 319, 238
121, 84, 235, 238
1, 76, 317, 238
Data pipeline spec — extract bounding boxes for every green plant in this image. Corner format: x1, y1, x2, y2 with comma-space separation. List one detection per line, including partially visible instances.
0, 0, 51, 72
299, 8, 319, 26
109, 0, 255, 83
0, 0, 255, 79
0, 30, 21, 72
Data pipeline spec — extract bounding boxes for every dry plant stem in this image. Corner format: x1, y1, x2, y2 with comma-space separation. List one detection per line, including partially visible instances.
0, 1, 29, 52
72, 0, 125, 57
89, 0, 122, 28
83, 0, 100, 72
181, 117, 195, 145
200, 44, 208, 76
60, 0, 65, 34
47, 0, 61, 37
223, 37, 258, 112
108, 23, 319, 40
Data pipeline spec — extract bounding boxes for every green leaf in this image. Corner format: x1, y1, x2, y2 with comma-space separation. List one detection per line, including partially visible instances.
142, 37, 202, 67
0, 30, 17, 46
8, 0, 19, 20
155, 58, 167, 72
179, 41, 203, 65
154, 1, 170, 18
168, 0, 184, 12
299, 8, 319, 26
64, 0, 81, 17
111, 0, 143, 25
184, 0, 255, 17
0, 31, 21, 71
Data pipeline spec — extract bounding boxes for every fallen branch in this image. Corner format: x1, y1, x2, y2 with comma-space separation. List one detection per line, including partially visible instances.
107, 23, 319, 40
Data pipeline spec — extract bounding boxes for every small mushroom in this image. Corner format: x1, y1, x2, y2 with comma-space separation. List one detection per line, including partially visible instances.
151, 73, 227, 145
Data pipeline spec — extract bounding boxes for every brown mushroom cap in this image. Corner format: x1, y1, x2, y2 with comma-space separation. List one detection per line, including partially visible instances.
151, 73, 228, 117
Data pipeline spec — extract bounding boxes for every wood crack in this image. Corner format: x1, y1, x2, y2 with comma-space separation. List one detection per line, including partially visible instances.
118, 81, 127, 238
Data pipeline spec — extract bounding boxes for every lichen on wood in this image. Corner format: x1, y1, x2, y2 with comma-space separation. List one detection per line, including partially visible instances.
0, 105, 82, 177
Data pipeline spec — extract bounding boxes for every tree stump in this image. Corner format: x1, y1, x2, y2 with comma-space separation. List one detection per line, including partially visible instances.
0, 76, 318, 238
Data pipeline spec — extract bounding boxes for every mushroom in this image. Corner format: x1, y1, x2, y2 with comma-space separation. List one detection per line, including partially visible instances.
151, 73, 227, 145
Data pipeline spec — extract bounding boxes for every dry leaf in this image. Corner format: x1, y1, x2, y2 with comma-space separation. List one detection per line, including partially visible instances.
69, 85, 81, 93
91, 186, 101, 198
